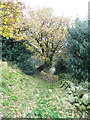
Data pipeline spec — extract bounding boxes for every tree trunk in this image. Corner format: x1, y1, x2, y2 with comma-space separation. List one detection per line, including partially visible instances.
37, 62, 50, 72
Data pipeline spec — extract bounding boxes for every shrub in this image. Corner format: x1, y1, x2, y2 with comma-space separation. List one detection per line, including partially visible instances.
59, 78, 89, 118
2, 37, 36, 75
67, 19, 89, 82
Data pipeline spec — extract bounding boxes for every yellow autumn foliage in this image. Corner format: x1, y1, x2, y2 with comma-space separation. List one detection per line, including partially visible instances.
0, 1, 25, 40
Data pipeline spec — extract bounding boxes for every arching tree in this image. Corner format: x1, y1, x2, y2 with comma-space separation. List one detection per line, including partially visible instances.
24, 8, 69, 72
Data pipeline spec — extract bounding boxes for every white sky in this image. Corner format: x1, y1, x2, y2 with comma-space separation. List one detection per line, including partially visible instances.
19, 0, 89, 20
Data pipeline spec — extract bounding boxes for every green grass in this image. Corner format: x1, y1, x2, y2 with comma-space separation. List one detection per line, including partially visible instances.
1, 60, 80, 118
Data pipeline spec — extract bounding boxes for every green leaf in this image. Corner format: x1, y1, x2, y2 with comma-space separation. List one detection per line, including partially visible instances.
81, 93, 89, 105
76, 86, 86, 97
68, 94, 76, 103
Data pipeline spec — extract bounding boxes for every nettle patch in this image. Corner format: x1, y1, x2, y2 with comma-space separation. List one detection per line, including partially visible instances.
59, 79, 89, 118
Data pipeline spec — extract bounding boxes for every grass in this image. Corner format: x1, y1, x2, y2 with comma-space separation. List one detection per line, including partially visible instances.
1, 60, 81, 118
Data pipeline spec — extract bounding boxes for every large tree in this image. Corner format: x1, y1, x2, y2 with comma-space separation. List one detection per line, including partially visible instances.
0, 3, 69, 72
24, 8, 69, 72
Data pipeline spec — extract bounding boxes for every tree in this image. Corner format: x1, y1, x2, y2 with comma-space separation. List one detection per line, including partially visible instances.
0, 0, 25, 40
24, 8, 69, 72
67, 18, 89, 82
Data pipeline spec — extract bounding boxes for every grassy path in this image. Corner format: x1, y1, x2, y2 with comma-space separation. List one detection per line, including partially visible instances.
1, 61, 80, 118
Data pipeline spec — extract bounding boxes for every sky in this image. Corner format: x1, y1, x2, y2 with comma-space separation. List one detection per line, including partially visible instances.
19, 0, 89, 20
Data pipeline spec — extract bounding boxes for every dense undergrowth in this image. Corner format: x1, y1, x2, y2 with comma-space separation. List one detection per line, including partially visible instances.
2, 37, 36, 75
58, 74, 90, 118
0, 60, 86, 118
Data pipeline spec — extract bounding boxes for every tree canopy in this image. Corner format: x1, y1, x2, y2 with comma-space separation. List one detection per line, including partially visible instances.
0, 0, 25, 40
23, 8, 69, 71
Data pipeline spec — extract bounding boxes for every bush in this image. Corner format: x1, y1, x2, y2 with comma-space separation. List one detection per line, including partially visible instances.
67, 19, 89, 82
2, 37, 36, 75
59, 78, 89, 118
